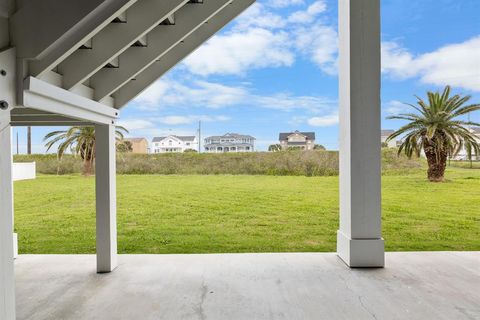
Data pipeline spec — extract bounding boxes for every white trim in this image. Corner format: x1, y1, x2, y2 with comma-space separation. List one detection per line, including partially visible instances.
23, 76, 118, 125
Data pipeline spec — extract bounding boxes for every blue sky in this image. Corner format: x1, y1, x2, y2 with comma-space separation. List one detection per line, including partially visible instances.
15, 0, 480, 153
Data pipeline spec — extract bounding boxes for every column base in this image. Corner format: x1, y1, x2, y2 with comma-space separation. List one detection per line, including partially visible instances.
337, 230, 384, 267
13, 233, 18, 259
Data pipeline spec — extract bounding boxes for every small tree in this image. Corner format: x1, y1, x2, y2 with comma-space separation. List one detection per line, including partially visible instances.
387, 86, 480, 182
314, 144, 326, 150
268, 144, 282, 152
44, 126, 128, 176
116, 140, 133, 153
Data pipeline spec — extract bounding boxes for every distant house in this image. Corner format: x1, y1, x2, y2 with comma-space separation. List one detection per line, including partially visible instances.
381, 130, 401, 148
279, 131, 315, 150
124, 138, 149, 154
204, 133, 255, 153
454, 127, 480, 160
152, 135, 198, 153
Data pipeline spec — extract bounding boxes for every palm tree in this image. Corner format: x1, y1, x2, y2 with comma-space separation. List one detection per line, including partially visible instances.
387, 86, 480, 182
44, 126, 128, 175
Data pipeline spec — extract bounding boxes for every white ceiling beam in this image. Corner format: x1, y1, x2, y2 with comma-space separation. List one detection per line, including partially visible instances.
23, 77, 119, 125
59, 0, 189, 90
91, 0, 233, 102
27, 0, 137, 78
113, 0, 255, 108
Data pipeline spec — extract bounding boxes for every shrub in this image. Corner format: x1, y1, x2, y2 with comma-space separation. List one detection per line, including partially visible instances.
14, 149, 422, 177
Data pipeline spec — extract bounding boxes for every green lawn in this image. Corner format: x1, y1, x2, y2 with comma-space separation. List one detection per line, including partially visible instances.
14, 168, 480, 254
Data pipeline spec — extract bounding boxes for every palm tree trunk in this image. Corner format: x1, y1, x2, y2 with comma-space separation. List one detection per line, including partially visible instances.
424, 140, 447, 182
83, 160, 93, 176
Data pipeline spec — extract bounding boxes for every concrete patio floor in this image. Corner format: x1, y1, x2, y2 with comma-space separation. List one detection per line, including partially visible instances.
15, 252, 480, 320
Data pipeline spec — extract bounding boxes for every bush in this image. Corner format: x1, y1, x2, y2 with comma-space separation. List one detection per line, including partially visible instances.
14, 149, 422, 177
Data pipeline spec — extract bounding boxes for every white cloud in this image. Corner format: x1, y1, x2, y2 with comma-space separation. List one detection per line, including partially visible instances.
265, 0, 305, 9
134, 80, 170, 107
287, 1, 327, 24
294, 23, 338, 74
134, 78, 335, 113
158, 115, 230, 125
183, 28, 294, 76
383, 100, 405, 115
181, 1, 336, 77
307, 112, 339, 127
234, 3, 286, 30
135, 79, 247, 109
117, 119, 154, 131
382, 36, 480, 91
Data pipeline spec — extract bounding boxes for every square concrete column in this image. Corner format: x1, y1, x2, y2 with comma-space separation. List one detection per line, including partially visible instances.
337, 0, 385, 267
95, 123, 118, 273
0, 109, 16, 319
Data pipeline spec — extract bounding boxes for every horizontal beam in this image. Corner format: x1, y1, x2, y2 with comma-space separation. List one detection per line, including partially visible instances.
91, 0, 232, 102
11, 121, 92, 127
11, 106, 94, 125
22, 77, 119, 125
28, 0, 137, 78
114, 0, 255, 108
59, 0, 189, 89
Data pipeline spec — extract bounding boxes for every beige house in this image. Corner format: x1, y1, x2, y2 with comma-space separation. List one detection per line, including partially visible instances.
124, 138, 149, 154
381, 130, 396, 148
279, 131, 316, 150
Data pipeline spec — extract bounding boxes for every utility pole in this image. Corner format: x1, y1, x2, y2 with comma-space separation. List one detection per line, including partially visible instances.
16, 131, 19, 155
27, 126, 32, 154
198, 120, 201, 153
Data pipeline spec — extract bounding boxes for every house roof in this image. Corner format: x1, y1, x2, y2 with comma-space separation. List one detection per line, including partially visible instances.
279, 131, 315, 141
381, 130, 395, 136
152, 135, 196, 143
205, 133, 256, 140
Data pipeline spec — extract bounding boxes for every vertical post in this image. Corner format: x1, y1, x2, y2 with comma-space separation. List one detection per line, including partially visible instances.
337, 0, 384, 267
95, 123, 118, 273
0, 109, 15, 319
1, 46, 17, 320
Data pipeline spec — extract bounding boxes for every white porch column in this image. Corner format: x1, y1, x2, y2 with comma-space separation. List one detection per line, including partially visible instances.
337, 0, 384, 267
95, 123, 118, 273
0, 108, 15, 319
1, 46, 16, 319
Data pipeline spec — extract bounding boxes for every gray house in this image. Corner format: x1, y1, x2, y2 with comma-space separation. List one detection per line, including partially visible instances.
204, 133, 255, 153
279, 131, 316, 150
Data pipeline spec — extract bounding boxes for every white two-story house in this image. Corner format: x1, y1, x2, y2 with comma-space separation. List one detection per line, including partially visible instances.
204, 133, 255, 153
152, 135, 198, 153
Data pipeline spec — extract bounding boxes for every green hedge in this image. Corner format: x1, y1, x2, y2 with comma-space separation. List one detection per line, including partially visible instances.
13, 149, 423, 176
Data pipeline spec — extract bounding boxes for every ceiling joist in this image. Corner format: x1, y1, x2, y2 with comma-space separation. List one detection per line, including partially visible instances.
114, 0, 255, 108
58, 0, 190, 90
91, 0, 233, 102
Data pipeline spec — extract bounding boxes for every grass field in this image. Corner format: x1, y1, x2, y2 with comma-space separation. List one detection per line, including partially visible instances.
14, 167, 480, 254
